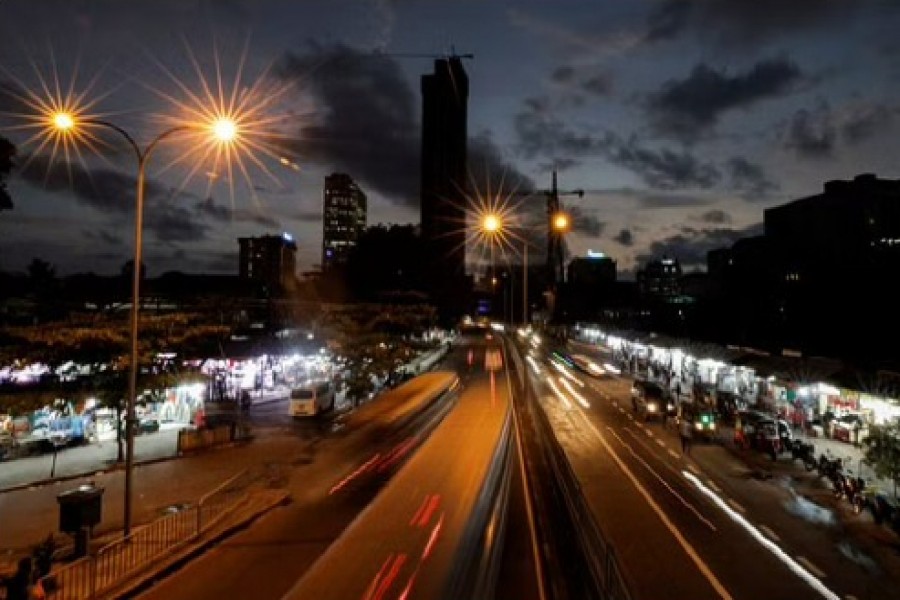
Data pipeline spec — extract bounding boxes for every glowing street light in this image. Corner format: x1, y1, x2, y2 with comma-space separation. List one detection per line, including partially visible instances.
52, 111, 75, 131
483, 213, 501, 233
552, 211, 570, 232
211, 117, 238, 143
41, 90, 277, 537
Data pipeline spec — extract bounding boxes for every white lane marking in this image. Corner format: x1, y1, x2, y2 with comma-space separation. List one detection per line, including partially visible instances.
545, 378, 573, 410
796, 556, 826, 580
614, 428, 717, 531
727, 499, 746, 514
706, 480, 722, 494
684, 472, 839, 600
572, 414, 732, 599
668, 449, 681, 460
758, 525, 780, 542
656, 438, 666, 448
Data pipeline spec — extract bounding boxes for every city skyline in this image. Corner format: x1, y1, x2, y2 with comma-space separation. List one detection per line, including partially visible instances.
1, 1, 900, 279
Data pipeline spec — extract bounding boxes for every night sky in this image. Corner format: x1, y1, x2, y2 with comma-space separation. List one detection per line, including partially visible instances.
1, 1, 899, 279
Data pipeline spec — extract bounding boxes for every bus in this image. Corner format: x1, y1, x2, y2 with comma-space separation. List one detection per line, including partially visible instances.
289, 380, 336, 417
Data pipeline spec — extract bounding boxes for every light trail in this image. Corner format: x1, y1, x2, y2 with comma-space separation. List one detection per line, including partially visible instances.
683, 471, 841, 600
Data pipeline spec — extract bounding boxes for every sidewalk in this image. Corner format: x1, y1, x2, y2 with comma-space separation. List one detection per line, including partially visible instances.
0, 432, 298, 570
717, 422, 897, 499
0, 429, 179, 493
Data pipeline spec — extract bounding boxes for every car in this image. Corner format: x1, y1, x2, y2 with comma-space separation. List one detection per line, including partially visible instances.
832, 413, 867, 443
631, 379, 674, 422
679, 401, 718, 441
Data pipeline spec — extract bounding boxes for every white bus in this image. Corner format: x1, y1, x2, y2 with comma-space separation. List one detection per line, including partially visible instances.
289, 380, 335, 417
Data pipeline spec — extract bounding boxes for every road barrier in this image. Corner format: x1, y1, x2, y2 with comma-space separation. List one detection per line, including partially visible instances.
36, 470, 252, 600
509, 336, 633, 600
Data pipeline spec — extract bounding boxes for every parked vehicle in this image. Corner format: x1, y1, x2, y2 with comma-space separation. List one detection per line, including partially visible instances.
289, 380, 335, 417
678, 402, 718, 441
832, 413, 866, 444
833, 471, 867, 514
631, 379, 674, 423
788, 439, 817, 471
816, 453, 843, 481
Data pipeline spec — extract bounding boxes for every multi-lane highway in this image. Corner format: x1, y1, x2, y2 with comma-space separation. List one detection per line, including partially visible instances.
518, 334, 900, 600
134, 333, 538, 600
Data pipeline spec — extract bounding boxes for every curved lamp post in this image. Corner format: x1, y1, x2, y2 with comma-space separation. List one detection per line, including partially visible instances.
52, 112, 238, 536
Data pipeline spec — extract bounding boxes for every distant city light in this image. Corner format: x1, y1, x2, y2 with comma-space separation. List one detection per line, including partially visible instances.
282, 232, 294, 242
587, 249, 606, 259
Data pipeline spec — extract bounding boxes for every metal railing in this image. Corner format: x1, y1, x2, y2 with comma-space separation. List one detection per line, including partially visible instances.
38, 469, 250, 600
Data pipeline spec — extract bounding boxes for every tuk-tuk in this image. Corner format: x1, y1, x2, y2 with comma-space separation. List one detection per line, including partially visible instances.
678, 402, 718, 441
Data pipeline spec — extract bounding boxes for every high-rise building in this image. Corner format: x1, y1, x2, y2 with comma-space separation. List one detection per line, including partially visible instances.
637, 256, 682, 298
421, 57, 469, 317
322, 173, 367, 271
238, 233, 297, 293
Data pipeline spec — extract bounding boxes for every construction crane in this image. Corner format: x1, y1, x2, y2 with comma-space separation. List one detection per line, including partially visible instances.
518, 170, 584, 288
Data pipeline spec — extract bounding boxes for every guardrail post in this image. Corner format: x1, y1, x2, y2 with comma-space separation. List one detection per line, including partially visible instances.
90, 553, 98, 600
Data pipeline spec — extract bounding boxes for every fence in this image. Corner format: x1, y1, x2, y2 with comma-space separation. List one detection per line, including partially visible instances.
35, 469, 252, 600
177, 423, 235, 454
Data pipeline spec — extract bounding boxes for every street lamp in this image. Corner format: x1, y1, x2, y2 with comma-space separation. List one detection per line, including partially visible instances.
480, 213, 531, 326
50, 110, 238, 536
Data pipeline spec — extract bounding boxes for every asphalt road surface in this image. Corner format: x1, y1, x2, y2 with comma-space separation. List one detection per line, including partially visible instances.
524, 337, 900, 600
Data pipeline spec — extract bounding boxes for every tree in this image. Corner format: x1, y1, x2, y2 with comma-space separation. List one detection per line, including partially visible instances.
862, 422, 900, 495
0, 135, 14, 211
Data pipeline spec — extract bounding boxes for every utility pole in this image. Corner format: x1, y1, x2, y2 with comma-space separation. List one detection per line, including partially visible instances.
532, 170, 584, 287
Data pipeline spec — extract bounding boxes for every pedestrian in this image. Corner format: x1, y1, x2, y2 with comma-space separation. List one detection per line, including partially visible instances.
2, 557, 33, 600
679, 416, 693, 455
734, 413, 747, 450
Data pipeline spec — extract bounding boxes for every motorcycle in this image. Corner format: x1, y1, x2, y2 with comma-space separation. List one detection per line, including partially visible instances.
825, 467, 867, 513
816, 454, 842, 481
788, 439, 817, 471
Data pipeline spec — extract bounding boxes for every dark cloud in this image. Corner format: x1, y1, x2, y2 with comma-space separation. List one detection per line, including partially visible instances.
642, 1, 868, 48
693, 0, 865, 47
514, 100, 721, 191
700, 209, 731, 225
551, 66, 575, 83
568, 206, 604, 237
82, 229, 125, 246
581, 74, 613, 96
726, 157, 778, 199
636, 222, 763, 270
514, 96, 604, 160
194, 197, 281, 228
604, 134, 721, 190
277, 42, 532, 208
538, 157, 579, 173
637, 192, 711, 208
647, 58, 802, 141
15, 155, 209, 242
614, 228, 634, 247
276, 43, 420, 206
783, 103, 835, 159
841, 104, 896, 144
468, 130, 535, 196
644, 0, 692, 43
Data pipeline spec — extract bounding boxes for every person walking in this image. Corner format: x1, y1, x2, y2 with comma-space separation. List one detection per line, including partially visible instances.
680, 416, 693, 455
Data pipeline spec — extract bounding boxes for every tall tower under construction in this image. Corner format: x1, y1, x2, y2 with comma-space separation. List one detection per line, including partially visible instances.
420, 56, 469, 319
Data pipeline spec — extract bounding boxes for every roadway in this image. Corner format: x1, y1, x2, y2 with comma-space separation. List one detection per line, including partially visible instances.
521, 336, 900, 600
136, 334, 539, 600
